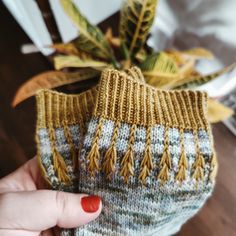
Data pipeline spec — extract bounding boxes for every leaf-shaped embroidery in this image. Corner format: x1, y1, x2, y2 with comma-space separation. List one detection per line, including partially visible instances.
120, 148, 135, 183
48, 126, 71, 185
119, 0, 158, 58
87, 118, 104, 177
60, 0, 115, 61
139, 145, 153, 184
158, 164, 169, 183
159, 149, 172, 169
175, 151, 188, 183
102, 123, 120, 178
192, 154, 205, 182
102, 145, 117, 179
53, 149, 71, 184
158, 149, 172, 183
87, 142, 100, 177
192, 166, 204, 182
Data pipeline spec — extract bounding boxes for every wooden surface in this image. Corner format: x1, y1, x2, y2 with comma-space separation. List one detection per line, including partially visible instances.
0, 3, 235, 235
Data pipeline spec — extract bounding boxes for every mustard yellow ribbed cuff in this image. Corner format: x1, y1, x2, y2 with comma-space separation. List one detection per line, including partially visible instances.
94, 69, 209, 130
36, 88, 97, 128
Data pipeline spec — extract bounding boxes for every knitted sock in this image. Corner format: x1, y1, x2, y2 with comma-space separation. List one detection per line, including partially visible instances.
36, 87, 97, 191
36, 67, 144, 190
35, 67, 144, 235
75, 68, 218, 235
36, 88, 99, 236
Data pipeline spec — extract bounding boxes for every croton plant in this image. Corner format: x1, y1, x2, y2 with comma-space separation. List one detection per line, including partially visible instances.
13, 0, 234, 122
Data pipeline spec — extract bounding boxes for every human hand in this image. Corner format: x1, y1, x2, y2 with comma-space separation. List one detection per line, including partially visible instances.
0, 157, 102, 236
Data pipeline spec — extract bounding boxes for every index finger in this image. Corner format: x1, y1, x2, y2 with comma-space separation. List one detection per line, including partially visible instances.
0, 157, 45, 193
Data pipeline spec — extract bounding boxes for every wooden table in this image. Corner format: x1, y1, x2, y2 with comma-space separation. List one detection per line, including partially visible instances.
0, 3, 235, 235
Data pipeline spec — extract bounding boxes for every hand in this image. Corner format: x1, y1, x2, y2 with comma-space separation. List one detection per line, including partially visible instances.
0, 157, 102, 236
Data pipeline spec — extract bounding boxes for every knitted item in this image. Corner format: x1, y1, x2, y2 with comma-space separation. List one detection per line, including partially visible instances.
36, 68, 145, 235
36, 67, 144, 190
76, 69, 218, 235
35, 68, 218, 236
36, 87, 99, 236
36, 87, 97, 191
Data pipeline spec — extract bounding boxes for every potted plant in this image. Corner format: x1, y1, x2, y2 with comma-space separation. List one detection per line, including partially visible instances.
13, 0, 234, 122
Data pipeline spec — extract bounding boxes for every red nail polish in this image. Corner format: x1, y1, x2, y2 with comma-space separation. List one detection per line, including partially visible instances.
81, 195, 100, 213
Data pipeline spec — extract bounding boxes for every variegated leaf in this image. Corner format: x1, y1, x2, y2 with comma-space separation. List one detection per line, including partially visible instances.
12, 69, 100, 107
51, 43, 93, 60
60, 0, 114, 61
166, 48, 214, 65
164, 68, 201, 90
54, 55, 108, 70
119, 0, 158, 58
139, 52, 180, 87
162, 59, 199, 89
174, 63, 236, 89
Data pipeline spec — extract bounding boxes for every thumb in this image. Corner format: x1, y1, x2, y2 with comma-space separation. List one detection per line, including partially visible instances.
0, 190, 102, 231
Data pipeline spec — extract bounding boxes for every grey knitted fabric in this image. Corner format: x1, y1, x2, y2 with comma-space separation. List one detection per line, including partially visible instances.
36, 68, 217, 236
37, 125, 80, 191
36, 87, 97, 236
75, 121, 214, 236
74, 69, 217, 235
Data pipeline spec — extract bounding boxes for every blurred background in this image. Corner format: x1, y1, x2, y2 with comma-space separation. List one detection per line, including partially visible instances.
0, 0, 236, 235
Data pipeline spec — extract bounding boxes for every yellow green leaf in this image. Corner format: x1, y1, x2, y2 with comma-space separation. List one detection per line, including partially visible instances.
140, 52, 179, 74
119, 0, 158, 58
161, 59, 198, 89
166, 48, 213, 64
12, 69, 100, 107
54, 55, 108, 70
140, 52, 180, 87
182, 47, 214, 59
178, 59, 196, 77
208, 99, 234, 123
165, 49, 187, 66
60, 0, 114, 60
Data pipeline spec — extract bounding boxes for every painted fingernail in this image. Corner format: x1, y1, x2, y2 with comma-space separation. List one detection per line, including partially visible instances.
81, 195, 100, 213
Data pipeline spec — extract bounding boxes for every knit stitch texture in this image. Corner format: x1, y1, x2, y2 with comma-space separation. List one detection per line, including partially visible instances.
36, 68, 218, 236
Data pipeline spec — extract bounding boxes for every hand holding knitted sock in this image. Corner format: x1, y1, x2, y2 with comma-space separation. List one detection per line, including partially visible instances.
35, 67, 145, 235
35, 67, 218, 236
0, 157, 102, 236
36, 87, 97, 191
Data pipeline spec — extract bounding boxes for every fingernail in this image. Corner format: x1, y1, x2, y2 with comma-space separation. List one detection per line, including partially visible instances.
81, 195, 100, 213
